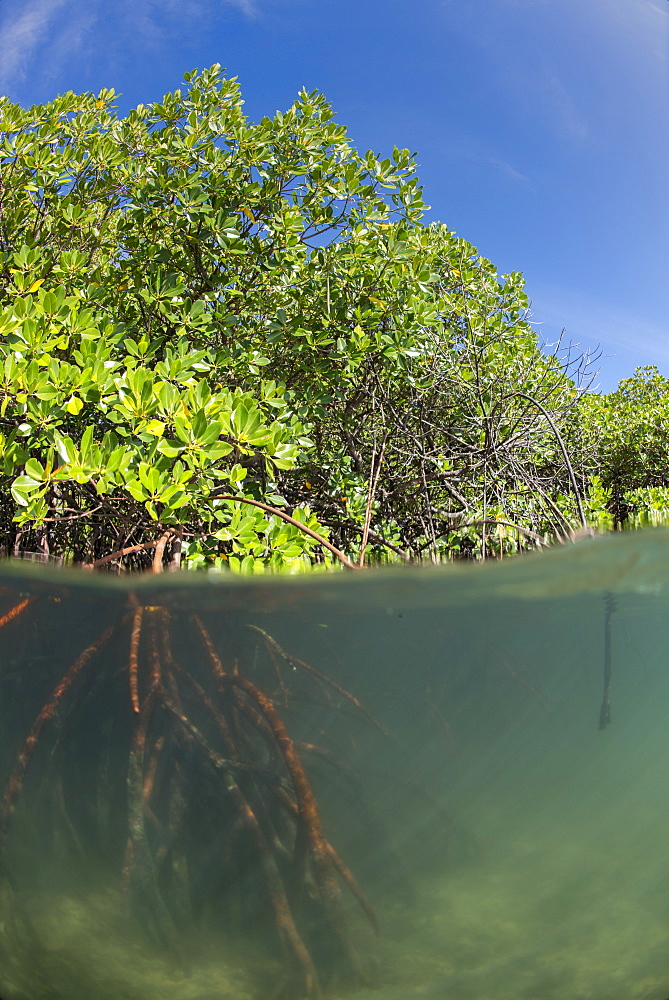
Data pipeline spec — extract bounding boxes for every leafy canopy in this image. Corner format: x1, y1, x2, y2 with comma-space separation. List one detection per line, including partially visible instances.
0, 66, 592, 569
0, 66, 429, 569
580, 366, 669, 527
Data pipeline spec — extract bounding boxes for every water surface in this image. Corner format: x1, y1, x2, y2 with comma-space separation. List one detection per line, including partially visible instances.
1, 532, 668, 999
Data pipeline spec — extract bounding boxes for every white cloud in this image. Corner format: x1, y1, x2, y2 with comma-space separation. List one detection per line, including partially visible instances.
117, 0, 258, 45
0, 0, 70, 88
0, 0, 257, 92
436, 133, 533, 187
488, 157, 531, 185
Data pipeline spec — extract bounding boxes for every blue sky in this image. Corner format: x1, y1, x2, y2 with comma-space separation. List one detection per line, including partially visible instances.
1, 0, 667, 391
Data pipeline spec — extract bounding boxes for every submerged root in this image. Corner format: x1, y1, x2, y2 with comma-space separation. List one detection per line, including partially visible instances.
0, 596, 37, 633
0, 595, 382, 997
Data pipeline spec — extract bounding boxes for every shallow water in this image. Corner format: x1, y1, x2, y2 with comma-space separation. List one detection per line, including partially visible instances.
1, 532, 669, 999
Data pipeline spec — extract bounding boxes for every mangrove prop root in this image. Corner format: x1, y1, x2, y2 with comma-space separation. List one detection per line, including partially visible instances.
162, 618, 321, 984
1, 595, 382, 997
123, 689, 184, 964
167, 659, 244, 761
0, 596, 37, 633
274, 785, 379, 936
224, 673, 361, 976
128, 599, 144, 714
194, 616, 370, 979
0, 620, 118, 846
142, 735, 164, 816
158, 687, 320, 996
248, 625, 390, 737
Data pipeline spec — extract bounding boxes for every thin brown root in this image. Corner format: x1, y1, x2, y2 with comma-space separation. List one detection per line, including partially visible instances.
142, 736, 165, 812
158, 686, 320, 997
128, 602, 144, 713
248, 625, 389, 737
0, 620, 118, 842
224, 674, 355, 962
124, 691, 183, 962
192, 614, 226, 679
0, 596, 37, 633
274, 786, 379, 936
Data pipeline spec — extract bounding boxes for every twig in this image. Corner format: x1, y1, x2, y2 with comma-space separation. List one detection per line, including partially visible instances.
359, 431, 387, 567
495, 391, 587, 530
318, 520, 410, 560
84, 539, 163, 570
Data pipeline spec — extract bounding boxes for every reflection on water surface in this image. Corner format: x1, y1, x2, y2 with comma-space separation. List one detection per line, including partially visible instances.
1, 531, 669, 999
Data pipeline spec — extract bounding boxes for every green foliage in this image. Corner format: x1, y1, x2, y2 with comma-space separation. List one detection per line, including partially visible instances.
0, 67, 430, 568
0, 66, 594, 569
294, 220, 587, 559
581, 366, 669, 526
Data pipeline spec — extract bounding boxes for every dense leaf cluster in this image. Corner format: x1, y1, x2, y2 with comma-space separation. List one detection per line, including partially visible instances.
0, 67, 663, 570
581, 367, 669, 529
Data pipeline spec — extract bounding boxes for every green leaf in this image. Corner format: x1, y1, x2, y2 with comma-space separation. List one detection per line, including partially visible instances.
24, 458, 45, 481
126, 479, 148, 502
144, 419, 166, 437
65, 395, 84, 415
11, 475, 42, 505
157, 439, 186, 458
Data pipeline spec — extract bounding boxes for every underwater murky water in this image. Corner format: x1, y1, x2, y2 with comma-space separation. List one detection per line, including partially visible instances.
1, 532, 669, 999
